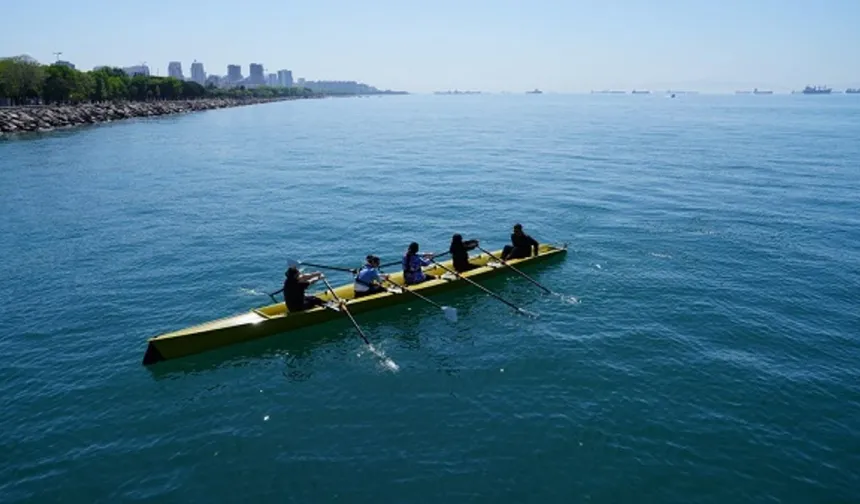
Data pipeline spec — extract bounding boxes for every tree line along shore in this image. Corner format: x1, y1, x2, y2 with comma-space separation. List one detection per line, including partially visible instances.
0, 56, 319, 135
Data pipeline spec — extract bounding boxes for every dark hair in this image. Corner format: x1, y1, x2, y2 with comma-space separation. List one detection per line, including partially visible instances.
366, 255, 380, 265
408, 242, 419, 255
513, 223, 523, 230
286, 267, 299, 280
451, 233, 463, 245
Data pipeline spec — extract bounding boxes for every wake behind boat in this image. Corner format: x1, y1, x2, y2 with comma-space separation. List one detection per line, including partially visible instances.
143, 243, 567, 365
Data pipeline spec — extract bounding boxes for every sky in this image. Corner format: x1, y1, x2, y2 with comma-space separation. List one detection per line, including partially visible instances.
1, 0, 858, 93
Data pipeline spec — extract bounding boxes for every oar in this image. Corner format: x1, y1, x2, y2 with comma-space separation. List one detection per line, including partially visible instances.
319, 276, 371, 345
268, 258, 357, 300
380, 251, 450, 269
429, 259, 534, 317
287, 259, 357, 274
382, 278, 458, 322
476, 245, 552, 294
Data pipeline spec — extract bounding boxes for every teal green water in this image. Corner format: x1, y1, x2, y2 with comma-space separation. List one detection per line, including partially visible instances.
1, 95, 859, 503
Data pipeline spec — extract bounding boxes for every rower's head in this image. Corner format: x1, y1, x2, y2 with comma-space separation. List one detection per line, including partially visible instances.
285, 265, 299, 280
451, 233, 463, 245
408, 242, 419, 255
366, 255, 380, 267
513, 223, 523, 235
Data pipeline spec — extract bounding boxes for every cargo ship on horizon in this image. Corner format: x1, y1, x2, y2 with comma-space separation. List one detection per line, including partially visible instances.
802, 86, 832, 94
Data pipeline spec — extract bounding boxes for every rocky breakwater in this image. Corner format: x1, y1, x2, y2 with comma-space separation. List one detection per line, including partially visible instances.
0, 98, 298, 135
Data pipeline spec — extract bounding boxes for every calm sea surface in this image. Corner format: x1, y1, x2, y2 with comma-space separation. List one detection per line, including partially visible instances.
1, 94, 859, 503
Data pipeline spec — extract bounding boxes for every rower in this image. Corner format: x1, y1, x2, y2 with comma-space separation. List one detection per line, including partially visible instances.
354, 255, 388, 298
403, 242, 436, 285
283, 265, 326, 312
449, 234, 480, 272
501, 223, 540, 260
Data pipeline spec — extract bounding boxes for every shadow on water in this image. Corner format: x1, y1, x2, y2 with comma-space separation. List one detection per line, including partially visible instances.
145, 256, 569, 380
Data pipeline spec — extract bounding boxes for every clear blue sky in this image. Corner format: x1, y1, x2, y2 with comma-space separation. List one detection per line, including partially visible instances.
2, 0, 858, 92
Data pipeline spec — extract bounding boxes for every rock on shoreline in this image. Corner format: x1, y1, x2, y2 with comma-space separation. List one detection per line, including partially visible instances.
0, 97, 308, 135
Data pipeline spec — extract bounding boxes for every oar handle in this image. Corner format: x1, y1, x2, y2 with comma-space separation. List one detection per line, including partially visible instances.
430, 259, 525, 314
477, 245, 552, 294
380, 250, 450, 269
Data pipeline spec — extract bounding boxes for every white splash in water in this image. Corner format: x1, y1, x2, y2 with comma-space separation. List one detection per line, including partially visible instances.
368, 344, 400, 372
650, 252, 672, 259
239, 287, 268, 296
595, 264, 602, 270
555, 293, 581, 305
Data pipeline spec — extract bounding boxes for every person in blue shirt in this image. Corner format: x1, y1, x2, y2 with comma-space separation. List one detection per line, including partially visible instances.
402, 242, 436, 285
353, 255, 389, 298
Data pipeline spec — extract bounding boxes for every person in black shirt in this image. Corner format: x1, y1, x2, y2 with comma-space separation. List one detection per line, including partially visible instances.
449, 234, 480, 272
283, 265, 326, 313
501, 223, 539, 260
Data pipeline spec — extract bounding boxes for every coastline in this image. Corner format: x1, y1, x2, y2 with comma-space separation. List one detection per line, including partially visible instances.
0, 97, 317, 136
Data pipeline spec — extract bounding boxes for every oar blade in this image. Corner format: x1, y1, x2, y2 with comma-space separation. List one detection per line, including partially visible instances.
442, 306, 458, 323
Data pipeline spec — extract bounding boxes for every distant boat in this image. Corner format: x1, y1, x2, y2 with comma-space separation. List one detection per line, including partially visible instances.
631, 90, 651, 94
802, 86, 832, 95
846, 88, 860, 94
526, 89, 543, 94
735, 90, 752, 95
753, 88, 773, 95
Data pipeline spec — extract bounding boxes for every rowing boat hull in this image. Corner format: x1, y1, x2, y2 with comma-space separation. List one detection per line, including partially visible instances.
143, 244, 567, 365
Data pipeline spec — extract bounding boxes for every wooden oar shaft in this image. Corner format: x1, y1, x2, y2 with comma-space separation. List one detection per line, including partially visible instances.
430, 259, 524, 313
320, 277, 370, 345
477, 245, 551, 294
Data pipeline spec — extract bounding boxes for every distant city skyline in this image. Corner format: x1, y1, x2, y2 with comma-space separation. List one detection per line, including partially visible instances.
2, 0, 859, 93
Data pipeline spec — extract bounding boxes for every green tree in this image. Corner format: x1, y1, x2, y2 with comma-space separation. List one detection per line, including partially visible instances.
181, 80, 206, 99
42, 64, 78, 103
70, 72, 93, 103
92, 76, 106, 101
129, 75, 149, 101
0, 57, 44, 104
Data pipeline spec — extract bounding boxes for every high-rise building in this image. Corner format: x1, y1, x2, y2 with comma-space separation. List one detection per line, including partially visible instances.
190, 61, 205, 85
55, 60, 75, 69
267, 73, 278, 87
277, 70, 293, 88
248, 63, 265, 86
168, 61, 184, 80
227, 64, 242, 83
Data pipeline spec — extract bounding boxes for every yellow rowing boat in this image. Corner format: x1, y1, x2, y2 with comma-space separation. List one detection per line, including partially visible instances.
143, 243, 567, 365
